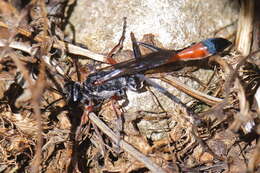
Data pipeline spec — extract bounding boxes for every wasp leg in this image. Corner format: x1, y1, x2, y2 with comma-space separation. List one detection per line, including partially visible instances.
75, 105, 93, 141
130, 32, 142, 59
106, 17, 127, 64
136, 41, 163, 52
130, 32, 146, 85
111, 96, 124, 125
110, 95, 124, 151
131, 32, 163, 58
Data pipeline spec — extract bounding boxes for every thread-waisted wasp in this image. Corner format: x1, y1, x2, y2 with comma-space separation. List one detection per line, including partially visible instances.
64, 32, 231, 111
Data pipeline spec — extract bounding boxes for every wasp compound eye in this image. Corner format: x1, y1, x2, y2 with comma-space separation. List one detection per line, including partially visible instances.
64, 81, 82, 103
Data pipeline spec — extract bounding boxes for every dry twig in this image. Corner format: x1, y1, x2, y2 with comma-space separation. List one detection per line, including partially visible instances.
0, 21, 106, 63
89, 112, 166, 173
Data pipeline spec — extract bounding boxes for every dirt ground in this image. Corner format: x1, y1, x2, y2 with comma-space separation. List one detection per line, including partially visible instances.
0, 0, 259, 172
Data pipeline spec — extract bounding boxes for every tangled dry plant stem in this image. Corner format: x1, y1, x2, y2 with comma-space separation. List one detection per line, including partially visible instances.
88, 112, 166, 173
0, 20, 107, 63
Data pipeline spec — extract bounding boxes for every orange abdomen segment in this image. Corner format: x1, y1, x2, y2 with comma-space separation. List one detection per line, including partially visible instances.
167, 43, 210, 63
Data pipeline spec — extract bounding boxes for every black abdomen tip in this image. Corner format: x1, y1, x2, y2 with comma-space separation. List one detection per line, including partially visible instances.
202, 38, 232, 54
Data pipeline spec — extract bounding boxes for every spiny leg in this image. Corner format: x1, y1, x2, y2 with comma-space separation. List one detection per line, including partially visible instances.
131, 32, 163, 59
106, 17, 127, 64
130, 32, 142, 59
136, 41, 163, 52
75, 105, 93, 141
110, 95, 125, 152
110, 95, 124, 132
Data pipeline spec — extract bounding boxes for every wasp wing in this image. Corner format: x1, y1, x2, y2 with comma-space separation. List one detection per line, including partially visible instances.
95, 50, 177, 84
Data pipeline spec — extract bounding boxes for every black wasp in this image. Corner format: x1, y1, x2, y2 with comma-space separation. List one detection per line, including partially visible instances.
64, 32, 231, 111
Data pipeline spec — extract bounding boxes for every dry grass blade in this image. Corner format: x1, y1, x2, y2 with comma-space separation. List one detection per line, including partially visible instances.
89, 112, 166, 173
30, 61, 46, 173
235, 0, 254, 56
29, 1, 48, 172
158, 76, 223, 106
0, 21, 106, 62
229, 78, 253, 132
1, 0, 260, 172
0, 39, 34, 54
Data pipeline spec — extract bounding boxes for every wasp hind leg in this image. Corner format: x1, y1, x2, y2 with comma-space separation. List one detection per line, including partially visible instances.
106, 17, 127, 64
130, 32, 142, 59
131, 32, 163, 59
136, 41, 163, 52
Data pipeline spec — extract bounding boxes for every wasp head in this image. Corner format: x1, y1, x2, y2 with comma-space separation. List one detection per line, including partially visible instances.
63, 81, 83, 103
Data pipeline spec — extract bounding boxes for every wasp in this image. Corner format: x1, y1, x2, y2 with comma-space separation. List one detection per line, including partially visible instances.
64, 32, 231, 110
